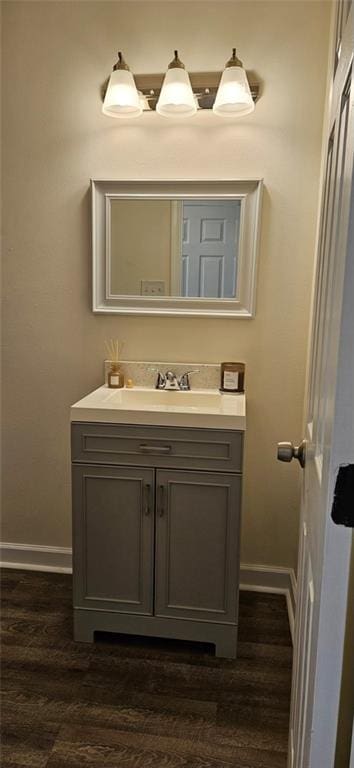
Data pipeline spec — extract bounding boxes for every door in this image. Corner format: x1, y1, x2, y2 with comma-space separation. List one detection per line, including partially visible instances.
179, 201, 241, 298
154, 470, 241, 623
279, 5, 354, 767
72, 465, 154, 615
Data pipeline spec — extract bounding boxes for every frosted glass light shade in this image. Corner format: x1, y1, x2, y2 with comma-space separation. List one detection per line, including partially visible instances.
156, 68, 196, 117
102, 69, 142, 118
213, 66, 254, 116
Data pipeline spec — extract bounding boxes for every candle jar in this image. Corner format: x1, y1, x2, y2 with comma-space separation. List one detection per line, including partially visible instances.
220, 362, 245, 393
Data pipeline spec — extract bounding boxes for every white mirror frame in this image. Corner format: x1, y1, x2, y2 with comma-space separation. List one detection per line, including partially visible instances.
92, 179, 263, 318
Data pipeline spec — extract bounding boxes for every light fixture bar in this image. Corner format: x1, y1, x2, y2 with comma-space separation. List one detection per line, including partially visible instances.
102, 71, 259, 112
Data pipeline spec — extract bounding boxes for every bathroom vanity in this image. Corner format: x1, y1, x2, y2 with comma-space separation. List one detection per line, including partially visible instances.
71, 373, 246, 658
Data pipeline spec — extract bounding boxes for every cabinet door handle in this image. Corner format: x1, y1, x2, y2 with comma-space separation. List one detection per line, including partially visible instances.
139, 444, 172, 455
144, 483, 151, 516
158, 484, 165, 516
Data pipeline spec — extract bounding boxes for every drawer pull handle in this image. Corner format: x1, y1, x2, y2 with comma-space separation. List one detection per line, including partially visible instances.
144, 483, 151, 516
159, 484, 165, 516
139, 444, 172, 455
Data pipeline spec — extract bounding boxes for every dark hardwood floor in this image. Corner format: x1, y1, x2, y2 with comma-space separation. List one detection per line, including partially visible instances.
1, 569, 292, 767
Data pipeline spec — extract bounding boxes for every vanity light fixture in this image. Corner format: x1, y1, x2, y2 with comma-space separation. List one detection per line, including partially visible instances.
102, 51, 142, 118
156, 51, 197, 117
101, 48, 259, 118
213, 48, 255, 116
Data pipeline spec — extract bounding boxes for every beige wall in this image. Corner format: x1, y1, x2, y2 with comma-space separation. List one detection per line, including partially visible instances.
1, 1, 331, 568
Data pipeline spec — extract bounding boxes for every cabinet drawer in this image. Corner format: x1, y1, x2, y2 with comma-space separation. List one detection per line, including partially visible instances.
71, 422, 243, 473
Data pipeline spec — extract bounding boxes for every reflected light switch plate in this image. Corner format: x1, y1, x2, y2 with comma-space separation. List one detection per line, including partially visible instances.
141, 280, 166, 296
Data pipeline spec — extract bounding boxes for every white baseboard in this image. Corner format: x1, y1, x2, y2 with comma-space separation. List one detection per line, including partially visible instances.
0, 542, 72, 573
0, 543, 296, 642
240, 563, 296, 643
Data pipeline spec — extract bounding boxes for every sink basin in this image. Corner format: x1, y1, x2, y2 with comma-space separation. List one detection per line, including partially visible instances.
117, 388, 222, 409
71, 385, 246, 430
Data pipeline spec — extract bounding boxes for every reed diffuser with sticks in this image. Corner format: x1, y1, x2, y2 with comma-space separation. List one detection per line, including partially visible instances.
105, 339, 124, 389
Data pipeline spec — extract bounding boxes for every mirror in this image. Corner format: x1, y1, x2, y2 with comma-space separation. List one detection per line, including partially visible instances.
110, 199, 242, 299
92, 180, 262, 317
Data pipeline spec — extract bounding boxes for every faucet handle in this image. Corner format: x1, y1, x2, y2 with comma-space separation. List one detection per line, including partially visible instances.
147, 366, 166, 389
178, 369, 200, 391
155, 371, 166, 389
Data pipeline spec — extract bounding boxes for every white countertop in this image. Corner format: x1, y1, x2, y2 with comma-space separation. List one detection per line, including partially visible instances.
70, 385, 246, 431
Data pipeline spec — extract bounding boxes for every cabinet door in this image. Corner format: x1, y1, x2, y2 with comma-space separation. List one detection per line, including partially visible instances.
72, 465, 154, 614
155, 470, 241, 624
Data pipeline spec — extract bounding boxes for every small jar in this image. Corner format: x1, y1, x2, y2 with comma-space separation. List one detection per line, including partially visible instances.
108, 362, 124, 389
220, 362, 245, 393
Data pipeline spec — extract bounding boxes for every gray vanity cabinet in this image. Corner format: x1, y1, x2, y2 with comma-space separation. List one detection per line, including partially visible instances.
71, 422, 243, 658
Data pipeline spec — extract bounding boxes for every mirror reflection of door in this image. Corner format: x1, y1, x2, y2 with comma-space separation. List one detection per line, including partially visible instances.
171, 200, 241, 298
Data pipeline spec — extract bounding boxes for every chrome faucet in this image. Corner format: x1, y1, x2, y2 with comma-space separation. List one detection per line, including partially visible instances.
165, 371, 180, 389
155, 369, 199, 391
